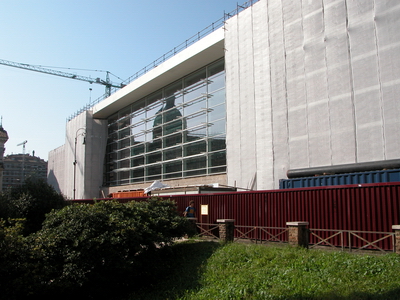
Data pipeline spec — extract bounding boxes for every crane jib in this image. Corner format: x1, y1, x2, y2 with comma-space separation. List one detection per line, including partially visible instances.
0, 58, 123, 96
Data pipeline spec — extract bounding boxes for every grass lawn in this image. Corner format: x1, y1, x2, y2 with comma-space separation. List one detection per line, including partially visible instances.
128, 241, 400, 300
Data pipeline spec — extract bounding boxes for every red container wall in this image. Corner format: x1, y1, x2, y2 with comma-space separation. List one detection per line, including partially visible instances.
162, 182, 400, 249
74, 182, 400, 250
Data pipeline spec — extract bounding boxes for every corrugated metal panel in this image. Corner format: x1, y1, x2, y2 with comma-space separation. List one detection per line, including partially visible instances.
73, 182, 400, 250
279, 169, 400, 189
167, 183, 400, 250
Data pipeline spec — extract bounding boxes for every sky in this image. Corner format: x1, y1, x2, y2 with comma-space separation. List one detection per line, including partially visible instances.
0, 0, 243, 160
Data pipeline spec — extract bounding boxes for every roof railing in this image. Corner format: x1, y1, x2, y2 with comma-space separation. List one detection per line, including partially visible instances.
68, 0, 259, 122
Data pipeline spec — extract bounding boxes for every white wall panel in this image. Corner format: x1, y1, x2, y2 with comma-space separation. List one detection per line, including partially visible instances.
237, 8, 257, 189
304, 1, 331, 167
376, 4, 400, 160
84, 113, 108, 198
283, 0, 307, 175
309, 134, 331, 166
288, 106, 307, 138
302, 0, 322, 16
329, 95, 356, 164
382, 83, 400, 159
48, 145, 65, 194
307, 71, 328, 103
375, 4, 400, 47
64, 112, 87, 199
269, 0, 291, 186
225, 15, 242, 187
347, 0, 374, 19
357, 124, 385, 161
63, 111, 107, 199
253, 0, 272, 189
379, 46, 400, 83
224, 0, 400, 189
355, 90, 385, 161
324, 0, 347, 29
289, 139, 308, 169
346, 0, 384, 163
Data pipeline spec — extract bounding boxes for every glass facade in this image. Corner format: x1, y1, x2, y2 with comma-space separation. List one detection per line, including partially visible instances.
104, 59, 226, 186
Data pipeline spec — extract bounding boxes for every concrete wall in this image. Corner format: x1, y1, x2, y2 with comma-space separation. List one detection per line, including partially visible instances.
48, 144, 65, 194
49, 110, 107, 199
225, 0, 400, 190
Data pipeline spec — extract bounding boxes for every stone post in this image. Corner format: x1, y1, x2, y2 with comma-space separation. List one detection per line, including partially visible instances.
392, 225, 400, 254
217, 219, 235, 243
286, 221, 309, 248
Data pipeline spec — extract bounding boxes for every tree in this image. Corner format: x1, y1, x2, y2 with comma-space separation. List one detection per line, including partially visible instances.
0, 219, 37, 300
0, 177, 67, 235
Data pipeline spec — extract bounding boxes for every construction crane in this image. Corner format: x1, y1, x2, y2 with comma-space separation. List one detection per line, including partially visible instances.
0, 58, 124, 97
17, 140, 27, 185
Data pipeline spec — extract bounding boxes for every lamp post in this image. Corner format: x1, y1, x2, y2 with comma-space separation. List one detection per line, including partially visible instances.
73, 128, 86, 199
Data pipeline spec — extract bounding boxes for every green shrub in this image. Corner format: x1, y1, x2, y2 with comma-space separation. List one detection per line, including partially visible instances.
26, 198, 191, 298
0, 219, 39, 300
0, 177, 67, 235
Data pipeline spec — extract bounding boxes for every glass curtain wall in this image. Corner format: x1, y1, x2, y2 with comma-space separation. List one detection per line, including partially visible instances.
104, 59, 226, 186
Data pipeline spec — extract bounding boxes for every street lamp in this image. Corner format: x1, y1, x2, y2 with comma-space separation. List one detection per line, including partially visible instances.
73, 127, 86, 199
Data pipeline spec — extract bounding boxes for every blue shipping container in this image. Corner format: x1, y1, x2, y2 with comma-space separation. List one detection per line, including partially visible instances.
279, 168, 400, 189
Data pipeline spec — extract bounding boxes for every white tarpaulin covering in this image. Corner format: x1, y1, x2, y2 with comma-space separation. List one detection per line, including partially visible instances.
144, 180, 170, 194
225, 0, 400, 190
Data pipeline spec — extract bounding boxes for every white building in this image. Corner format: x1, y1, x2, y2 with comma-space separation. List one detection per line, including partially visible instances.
48, 0, 400, 199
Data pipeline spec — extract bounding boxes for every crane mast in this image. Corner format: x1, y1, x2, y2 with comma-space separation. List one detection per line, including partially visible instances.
0, 59, 124, 97
17, 140, 27, 185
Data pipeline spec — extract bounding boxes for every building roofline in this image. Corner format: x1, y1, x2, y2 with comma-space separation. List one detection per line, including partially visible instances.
67, 0, 259, 121
92, 28, 225, 119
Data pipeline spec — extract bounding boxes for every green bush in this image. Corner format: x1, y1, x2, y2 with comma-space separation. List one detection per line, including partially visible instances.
0, 219, 39, 300
0, 177, 67, 235
26, 198, 191, 298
